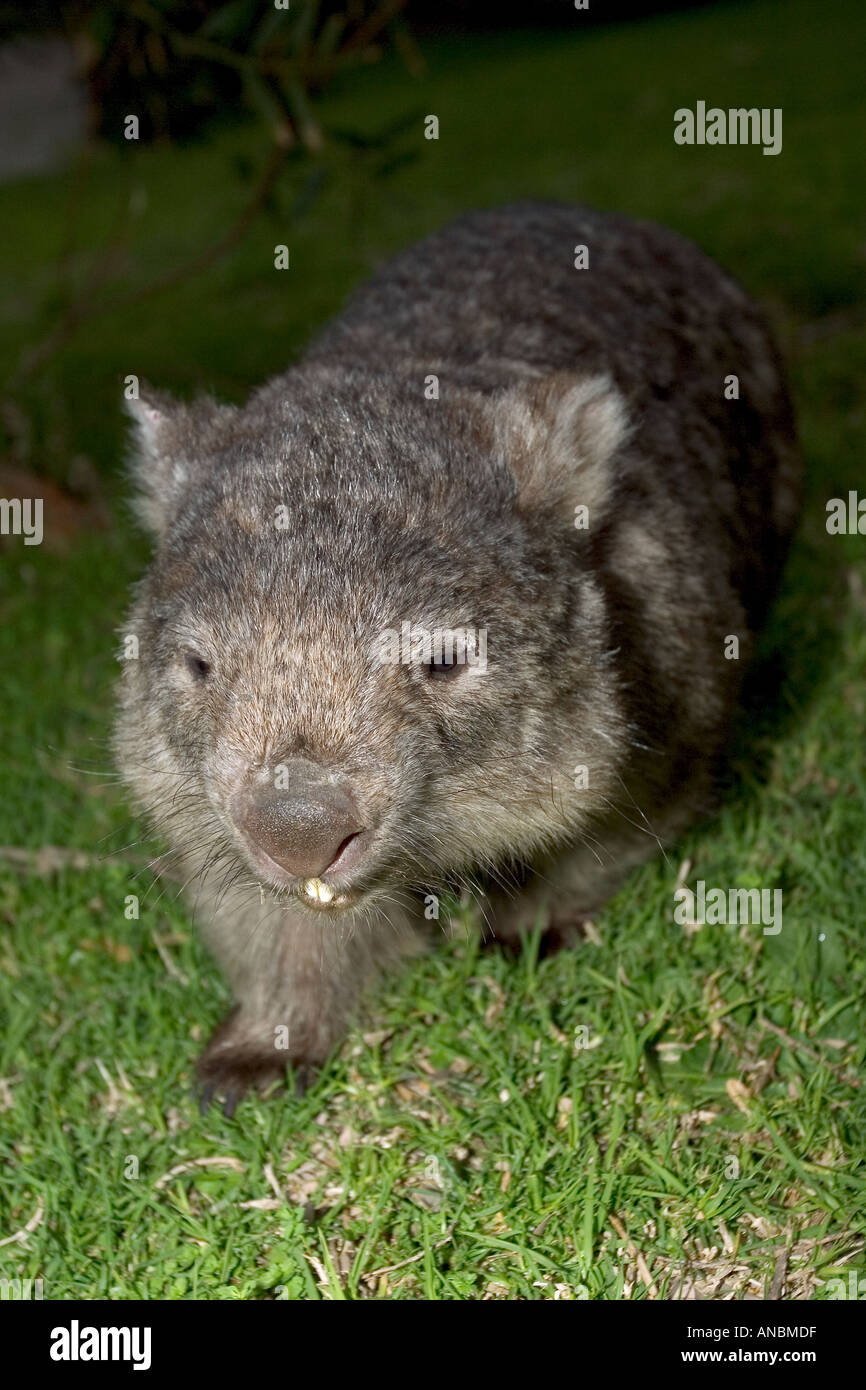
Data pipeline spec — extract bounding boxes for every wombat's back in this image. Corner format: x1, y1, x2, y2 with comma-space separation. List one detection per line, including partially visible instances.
306, 201, 800, 622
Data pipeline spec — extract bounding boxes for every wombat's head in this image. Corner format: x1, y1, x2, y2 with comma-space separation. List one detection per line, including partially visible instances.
116, 370, 630, 917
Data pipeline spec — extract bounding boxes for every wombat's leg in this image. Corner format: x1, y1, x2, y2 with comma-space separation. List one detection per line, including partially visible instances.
195, 891, 422, 1114
197, 1007, 302, 1117
485, 831, 661, 954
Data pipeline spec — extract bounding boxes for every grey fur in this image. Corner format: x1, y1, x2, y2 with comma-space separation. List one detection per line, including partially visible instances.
115, 201, 800, 1107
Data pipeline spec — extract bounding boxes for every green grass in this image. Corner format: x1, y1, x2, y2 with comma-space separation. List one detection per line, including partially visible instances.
1, 0, 865, 1299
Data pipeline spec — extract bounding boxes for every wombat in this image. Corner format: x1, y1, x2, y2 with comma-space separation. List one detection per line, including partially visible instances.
116, 201, 800, 1112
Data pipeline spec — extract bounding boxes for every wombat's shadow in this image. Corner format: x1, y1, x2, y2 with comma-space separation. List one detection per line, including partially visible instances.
716, 512, 847, 809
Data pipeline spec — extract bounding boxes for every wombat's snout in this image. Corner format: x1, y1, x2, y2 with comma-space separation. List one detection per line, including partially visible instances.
235, 758, 364, 881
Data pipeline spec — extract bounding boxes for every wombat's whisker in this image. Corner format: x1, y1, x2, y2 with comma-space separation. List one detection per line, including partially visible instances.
595, 782, 671, 867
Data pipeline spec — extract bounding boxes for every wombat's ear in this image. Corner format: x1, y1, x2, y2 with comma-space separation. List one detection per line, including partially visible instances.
496, 372, 631, 521
124, 387, 236, 538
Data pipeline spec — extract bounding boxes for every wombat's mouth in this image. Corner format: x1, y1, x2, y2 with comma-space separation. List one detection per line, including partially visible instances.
243, 840, 362, 912
297, 877, 354, 911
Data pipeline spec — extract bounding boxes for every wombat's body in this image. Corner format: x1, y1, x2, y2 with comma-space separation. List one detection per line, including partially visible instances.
116, 203, 800, 1109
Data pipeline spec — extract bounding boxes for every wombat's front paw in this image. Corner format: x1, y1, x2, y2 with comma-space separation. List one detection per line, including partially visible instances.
196, 1012, 318, 1117
196, 1047, 287, 1118
485, 907, 598, 957
540, 914, 601, 956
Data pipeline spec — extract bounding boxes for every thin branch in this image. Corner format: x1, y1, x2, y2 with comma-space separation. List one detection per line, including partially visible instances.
13, 140, 289, 384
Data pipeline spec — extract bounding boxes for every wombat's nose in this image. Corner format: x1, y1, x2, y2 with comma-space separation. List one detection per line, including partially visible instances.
238, 760, 362, 879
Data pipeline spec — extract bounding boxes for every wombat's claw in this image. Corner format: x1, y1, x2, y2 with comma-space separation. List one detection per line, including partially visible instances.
196, 1080, 244, 1118
195, 1049, 287, 1115
222, 1088, 242, 1120
292, 1063, 317, 1098
195, 1021, 322, 1113
198, 1081, 216, 1115
196, 1075, 246, 1118
196, 1064, 314, 1115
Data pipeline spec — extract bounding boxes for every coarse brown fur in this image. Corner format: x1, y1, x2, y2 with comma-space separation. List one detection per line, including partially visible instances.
115, 202, 800, 1111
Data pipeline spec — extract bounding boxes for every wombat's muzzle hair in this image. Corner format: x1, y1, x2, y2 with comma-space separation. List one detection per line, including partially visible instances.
232, 756, 367, 881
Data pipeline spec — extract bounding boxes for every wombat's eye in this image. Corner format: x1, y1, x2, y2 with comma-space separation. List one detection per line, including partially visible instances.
428, 657, 464, 681
184, 650, 212, 681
